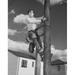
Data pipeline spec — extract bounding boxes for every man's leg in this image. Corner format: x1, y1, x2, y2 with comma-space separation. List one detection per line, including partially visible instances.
28, 31, 36, 53
35, 31, 42, 48
28, 30, 42, 53
29, 42, 35, 53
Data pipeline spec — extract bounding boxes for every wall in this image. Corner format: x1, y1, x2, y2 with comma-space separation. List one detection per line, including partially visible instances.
8, 52, 66, 75
8, 52, 18, 75
17, 57, 65, 75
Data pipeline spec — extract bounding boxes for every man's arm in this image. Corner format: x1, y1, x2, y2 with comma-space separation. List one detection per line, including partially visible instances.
28, 17, 41, 24
36, 16, 43, 20
35, 16, 46, 24
36, 16, 46, 20
28, 17, 46, 25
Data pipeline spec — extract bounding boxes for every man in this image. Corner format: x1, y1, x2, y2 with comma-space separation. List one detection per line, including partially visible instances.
25, 10, 46, 53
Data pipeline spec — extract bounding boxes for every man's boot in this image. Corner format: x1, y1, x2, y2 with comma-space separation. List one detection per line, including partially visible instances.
29, 42, 35, 53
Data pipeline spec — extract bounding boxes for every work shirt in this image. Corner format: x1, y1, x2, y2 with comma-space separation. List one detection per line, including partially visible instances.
14, 14, 42, 31
26, 16, 42, 31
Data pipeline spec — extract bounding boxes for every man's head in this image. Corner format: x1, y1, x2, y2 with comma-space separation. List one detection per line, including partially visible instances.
28, 10, 34, 17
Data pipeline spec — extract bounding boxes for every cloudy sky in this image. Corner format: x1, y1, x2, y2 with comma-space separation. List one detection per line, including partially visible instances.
8, 0, 67, 50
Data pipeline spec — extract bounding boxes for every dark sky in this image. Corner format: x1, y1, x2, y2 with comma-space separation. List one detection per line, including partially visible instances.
8, 0, 67, 50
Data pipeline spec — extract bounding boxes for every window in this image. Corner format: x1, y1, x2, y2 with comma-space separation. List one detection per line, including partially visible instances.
32, 62, 34, 67
21, 60, 27, 68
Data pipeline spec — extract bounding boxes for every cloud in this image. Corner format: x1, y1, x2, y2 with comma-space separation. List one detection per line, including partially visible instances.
51, 46, 67, 62
13, 14, 28, 24
51, 45, 67, 62
57, 49, 67, 62
36, 0, 66, 5
8, 29, 25, 36
10, 9, 15, 14
8, 39, 67, 62
8, 39, 35, 57
9, 9, 15, 15
8, 29, 17, 36
8, 39, 29, 52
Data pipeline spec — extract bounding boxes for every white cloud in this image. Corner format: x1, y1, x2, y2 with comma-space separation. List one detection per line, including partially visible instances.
8, 29, 17, 36
8, 9, 15, 15
10, 9, 15, 14
8, 39, 35, 57
51, 45, 67, 62
8, 39, 29, 51
13, 14, 28, 24
8, 39, 67, 62
37, 0, 65, 5
51, 47, 67, 62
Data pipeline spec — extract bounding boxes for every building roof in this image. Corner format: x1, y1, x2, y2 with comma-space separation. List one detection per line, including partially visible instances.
9, 49, 67, 65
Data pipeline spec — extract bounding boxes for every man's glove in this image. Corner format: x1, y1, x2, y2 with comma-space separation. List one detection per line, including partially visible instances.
41, 16, 46, 22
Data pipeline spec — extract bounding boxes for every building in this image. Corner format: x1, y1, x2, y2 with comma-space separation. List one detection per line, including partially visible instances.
8, 49, 66, 75
16, 57, 43, 75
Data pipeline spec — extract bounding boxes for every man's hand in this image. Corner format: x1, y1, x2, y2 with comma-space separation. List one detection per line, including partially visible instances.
41, 16, 47, 22
36, 16, 46, 21
43, 17, 46, 21
41, 16, 46, 21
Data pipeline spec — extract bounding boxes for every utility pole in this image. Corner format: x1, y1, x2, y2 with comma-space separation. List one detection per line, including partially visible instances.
35, 50, 41, 75
35, 0, 52, 75
43, 0, 52, 75
35, 39, 41, 75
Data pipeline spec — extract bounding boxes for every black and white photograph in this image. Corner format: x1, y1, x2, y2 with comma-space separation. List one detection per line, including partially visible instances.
8, 0, 67, 75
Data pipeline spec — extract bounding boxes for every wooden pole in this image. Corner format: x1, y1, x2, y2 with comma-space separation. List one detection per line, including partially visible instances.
35, 39, 41, 75
43, 0, 52, 75
35, 51, 41, 75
